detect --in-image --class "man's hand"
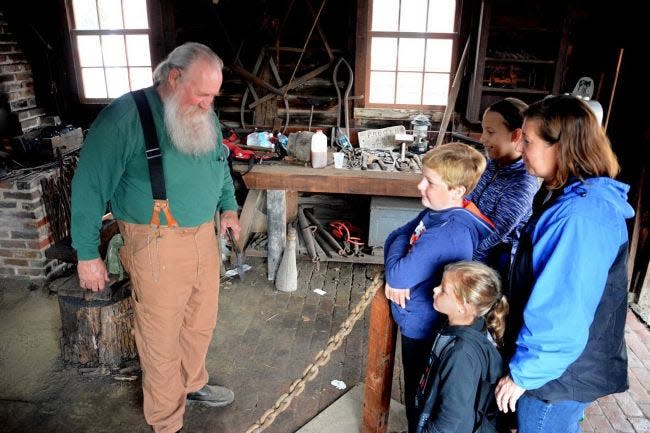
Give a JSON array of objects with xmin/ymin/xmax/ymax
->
[
  {"xmin": 220, "ymin": 210, "xmax": 241, "ymax": 240},
  {"xmin": 384, "ymin": 281, "xmax": 410, "ymax": 308},
  {"xmin": 495, "ymin": 375, "xmax": 526, "ymax": 413},
  {"xmin": 77, "ymin": 258, "xmax": 109, "ymax": 292}
]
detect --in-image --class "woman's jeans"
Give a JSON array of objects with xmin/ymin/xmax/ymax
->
[{"xmin": 516, "ymin": 394, "xmax": 590, "ymax": 433}]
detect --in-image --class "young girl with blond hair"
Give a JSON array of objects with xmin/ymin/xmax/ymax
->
[{"xmin": 415, "ymin": 261, "xmax": 508, "ymax": 433}]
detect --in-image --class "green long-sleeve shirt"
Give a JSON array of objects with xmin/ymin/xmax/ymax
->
[{"xmin": 71, "ymin": 86, "xmax": 237, "ymax": 260}]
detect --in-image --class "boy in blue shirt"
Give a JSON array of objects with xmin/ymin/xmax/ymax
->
[{"xmin": 384, "ymin": 142, "xmax": 494, "ymax": 433}]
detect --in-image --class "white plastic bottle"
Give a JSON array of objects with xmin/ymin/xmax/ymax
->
[{"xmin": 311, "ymin": 129, "xmax": 328, "ymax": 168}]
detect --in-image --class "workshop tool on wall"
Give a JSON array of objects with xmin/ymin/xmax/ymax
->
[
  {"xmin": 236, "ymin": 48, "xmax": 290, "ymax": 133},
  {"xmin": 332, "ymin": 57, "xmax": 354, "ymax": 144},
  {"xmin": 226, "ymin": 227, "xmax": 246, "ymax": 281},
  {"xmin": 435, "ymin": 37, "xmax": 471, "ymax": 148},
  {"xmin": 604, "ymin": 48, "xmax": 623, "ymax": 133}
]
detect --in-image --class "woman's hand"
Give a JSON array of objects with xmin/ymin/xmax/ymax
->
[
  {"xmin": 495, "ymin": 375, "xmax": 526, "ymax": 413},
  {"xmin": 384, "ymin": 281, "xmax": 410, "ymax": 308}
]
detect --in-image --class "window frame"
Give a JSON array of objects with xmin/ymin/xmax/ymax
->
[
  {"xmin": 356, "ymin": 0, "xmax": 462, "ymax": 110},
  {"xmin": 64, "ymin": 0, "xmax": 162, "ymax": 104}
]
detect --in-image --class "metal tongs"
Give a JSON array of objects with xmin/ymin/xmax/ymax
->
[{"xmin": 226, "ymin": 227, "xmax": 246, "ymax": 281}]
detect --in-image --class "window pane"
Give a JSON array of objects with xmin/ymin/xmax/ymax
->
[
  {"xmin": 77, "ymin": 36, "xmax": 103, "ymax": 67},
  {"xmin": 400, "ymin": 0, "xmax": 428, "ymax": 32},
  {"xmin": 126, "ymin": 35, "xmax": 151, "ymax": 66},
  {"xmin": 369, "ymin": 71, "xmax": 395, "ymax": 104},
  {"xmin": 124, "ymin": 0, "xmax": 149, "ymax": 29},
  {"xmin": 423, "ymin": 73, "xmax": 449, "ymax": 105},
  {"xmin": 102, "ymin": 35, "xmax": 127, "ymax": 67},
  {"xmin": 81, "ymin": 68, "xmax": 107, "ymax": 98},
  {"xmin": 370, "ymin": 38, "xmax": 397, "ymax": 71},
  {"xmin": 130, "ymin": 67, "xmax": 153, "ymax": 90},
  {"xmin": 398, "ymin": 38, "xmax": 425, "ymax": 72},
  {"xmin": 428, "ymin": 0, "xmax": 456, "ymax": 33},
  {"xmin": 105, "ymin": 68, "xmax": 130, "ymax": 98},
  {"xmin": 372, "ymin": 0, "xmax": 398, "ymax": 31},
  {"xmin": 98, "ymin": 0, "xmax": 124, "ymax": 29},
  {"xmin": 425, "ymin": 39, "xmax": 453, "ymax": 72},
  {"xmin": 396, "ymin": 72, "xmax": 422, "ymax": 104},
  {"xmin": 72, "ymin": 0, "xmax": 99, "ymax": 30}
]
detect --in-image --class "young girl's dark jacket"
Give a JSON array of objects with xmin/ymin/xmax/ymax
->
[{"xmin": 415, "ymin": 317, "xmax": 503, "ymax": 433}]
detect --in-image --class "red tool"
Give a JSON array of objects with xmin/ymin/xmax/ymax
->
[
  {"xmin": 328, "ymin": 220, "xmax": 365, "ymax": 256},
  {"xmin": 222, "ymin": 130, "xmax": 279, "ymax": 174}
]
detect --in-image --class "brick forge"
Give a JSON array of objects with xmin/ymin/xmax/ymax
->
[{"xmin": 0, "ymin": 170, "xmax": 59, "ymax": 280}]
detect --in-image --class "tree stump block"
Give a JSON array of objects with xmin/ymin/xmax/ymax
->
[{"xmin": 56, "ymin": 276, "xmax": 138, "ymax": 368}]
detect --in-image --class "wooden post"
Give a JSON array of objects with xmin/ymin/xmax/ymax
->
[
  {"xmin": 362, "ymin": 286, "xmax": 396, "ymax": 433},
  {"xmin": 267, "ymin": 189, "xmax": 287, "ymax": 281}
]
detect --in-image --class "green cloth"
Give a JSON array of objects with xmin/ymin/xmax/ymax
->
[{"xmin": 71, "ymin": 86, "xmax": 237, "ymax": 260}]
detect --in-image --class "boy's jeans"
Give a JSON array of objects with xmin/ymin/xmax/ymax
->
[{"xmin": 516, "ymin": 394, "xmax": 590, "ymax": 433}]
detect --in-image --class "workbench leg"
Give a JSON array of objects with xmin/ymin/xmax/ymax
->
[
  {"xmin": 237, "ymin": 189, "xmax": 265, "ymax": 253},
  {"xmin": 267, "ymin": 189, "xmax": 286, "ymax": 281},
  {"xmin": 362, "ymin": 287, "xmax": 396, "ymax": 433}
]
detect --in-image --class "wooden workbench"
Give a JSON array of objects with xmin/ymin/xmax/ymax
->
[
  {"xmin": 234, "ymin": 162, "xmax": 421, "ymax": 197},
  {"xmin": 232, "ymin": 162, "xmax": 422, "ymax": 279}
]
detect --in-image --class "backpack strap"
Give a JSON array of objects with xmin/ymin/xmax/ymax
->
[{"xmin": 131, "ymin": 89, "xmax": 178, "ymax": 227}]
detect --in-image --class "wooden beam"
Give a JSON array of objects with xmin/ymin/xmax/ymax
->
[
  {"xmin": 354, "ymin": 107, "xmax": 443, "ymax": 122},
  {"xmin": 237, "ymin": 189, "xmax": 265, "ymax": 252},
  {"xmin": 362, "ymin": 286, "xmax": 396, "ymax": 433},
  {"xmin": 234, "ymin": 164, "xmax": 421, "ymax": 198}
]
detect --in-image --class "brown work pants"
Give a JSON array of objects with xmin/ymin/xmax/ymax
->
[{"xmin": 119, "ymin": 221, "xmax": 220, "ymax": 433}]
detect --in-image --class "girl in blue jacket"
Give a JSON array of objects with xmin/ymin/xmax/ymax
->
[
  {"xmin": 384, "ymin": 142, "xmax": 494, "ymax": 432},
  {"xmin": 416, "ymin": 261, "xmax": 508, "ymax": 433},
  {"xmin": 495, "ymin": 95, "xmax": 633, "ymax": 433}
]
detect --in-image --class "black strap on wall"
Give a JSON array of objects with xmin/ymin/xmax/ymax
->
[{"xmin": 131, "ymin": 89, "xmax": 166, "ymax": 200}]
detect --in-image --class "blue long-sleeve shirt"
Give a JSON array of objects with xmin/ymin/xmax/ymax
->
[
  {"xmin": 384, "ymin": 206, "xmax": 494, "ymax": 339},
  {"xmin": 467, "ymin": 159, "xmax": 539, "ymax": 262}
]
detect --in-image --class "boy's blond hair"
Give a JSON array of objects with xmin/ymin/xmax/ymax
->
[{"xmin": 421, "ymin": 142, "xmax": 486, "ymax": 194}]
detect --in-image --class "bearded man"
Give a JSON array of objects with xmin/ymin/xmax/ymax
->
[{"xmin": 71, "ymin": 42, "xmax": 238, "ymax": 433}]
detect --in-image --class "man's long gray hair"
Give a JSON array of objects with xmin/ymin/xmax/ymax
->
[{"xmin": 153, "ymin": 42, "xmax": 223, "ymax": 85}]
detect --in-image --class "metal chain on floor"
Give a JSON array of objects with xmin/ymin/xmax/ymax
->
[{"xmin": 244, "ymin": 272, "xmax": 384, "ymax": 433}]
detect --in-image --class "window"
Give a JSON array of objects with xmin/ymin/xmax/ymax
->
[
  {"xmin": 366, "ymin": 0, "xmax": 458, "ymax": 108},
  {"xmin": 66, "ymin": 0, "xmax": 153, "ymax": 102}
]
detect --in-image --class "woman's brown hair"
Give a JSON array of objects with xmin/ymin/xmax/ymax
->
[
  {"xmin": 443, "ymin": 261, "xmax": 509, "ymax": 346},
  {"xmin": 524, "ymin": 95, "xmax": 619, "ymax": 189}
]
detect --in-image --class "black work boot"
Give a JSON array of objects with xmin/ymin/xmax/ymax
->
[{"xmin": 186, "ymin": 384, "xmax": 235, "ymax": 407}]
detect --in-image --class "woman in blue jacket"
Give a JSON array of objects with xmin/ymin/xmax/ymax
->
[{"xmin": 495, "ymin": 95, "xmax": 634, "ymax": 433}]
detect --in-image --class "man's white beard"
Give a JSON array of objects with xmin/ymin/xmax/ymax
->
[{"xmin": 163, "ymin": 90, "xmax": 217, "ymax": 156}]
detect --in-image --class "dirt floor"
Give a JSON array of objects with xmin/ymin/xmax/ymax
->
[{"xmin": 0, "ymin": 258, "xmax": 403, "ymax": 433}]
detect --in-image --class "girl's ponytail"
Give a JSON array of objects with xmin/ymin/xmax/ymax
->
[
  {"xmin": 443, "ymin": 261, "xmax": 509, "ymax": 346},
  {"xmin": 485, "ymin": 294, "xmax": 509, "ymax": 347}
]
